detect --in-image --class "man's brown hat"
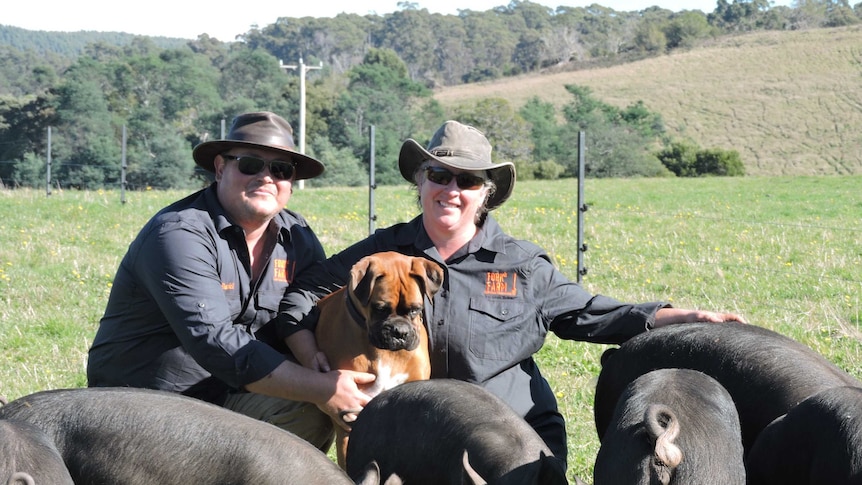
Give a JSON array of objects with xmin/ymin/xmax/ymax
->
[{"xmin": 193, "ymin": 111, "xmax": 324, "ymax": 180}]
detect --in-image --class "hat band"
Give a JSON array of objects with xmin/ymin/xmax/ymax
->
[
  {"xmin": 230, "ymin": 133, "xmax": 295, "ymax": 151},
  {"xmin": 429, "ymin": 148, "xmax": 487, "ymax": 163},
  {"xmin": 431, "ymin": 149, "xmax": 455, "ymax": 157}
]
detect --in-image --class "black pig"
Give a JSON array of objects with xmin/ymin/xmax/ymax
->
[
  {"xmin": 0, "ymin": 387, "xmax": 369, "ymax": 485},
  {"xmin": 594, "ymin": 323, "xmax": 860, "ymax": 454},
  {"xmin": 594, "ymin": 368, "xmax": 745, "ymax": 485}
]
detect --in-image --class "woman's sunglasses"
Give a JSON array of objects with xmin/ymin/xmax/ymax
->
[
  {"xmin": 423, "ymin": 166, "xmax": 486, "ymax": 190},
  {"xmin": 222, "ymin": 155, "xmax": 295, "ymax": 181}
]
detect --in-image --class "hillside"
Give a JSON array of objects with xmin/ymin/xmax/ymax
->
[
  {"xmin": 434, "ymin": 25, "xmax": 862, "ymax": 176},
  {"xmin": 0, "ymin": 24, "xmax": 187, "ymax": 57}
]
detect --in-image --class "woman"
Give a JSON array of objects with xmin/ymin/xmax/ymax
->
[{"xmin": 281, "ymin": 120, "xmax": 746, "ymax": 467}]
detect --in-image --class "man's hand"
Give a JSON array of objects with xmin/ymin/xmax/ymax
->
[
  {"xmin": 317, "ymin": 370, "xmax": 375, "ymax": 431},
  {"xmin": 244, "ymin": 360, "xmax": 374, "ymax": 432}
]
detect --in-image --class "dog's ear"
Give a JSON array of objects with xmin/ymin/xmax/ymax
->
[
  {"xmin": 412, "ymin": 259, "xmax": 444, "ymax": 298},
  {"xmin": 350, "ymin": 256, "xmax": 376, "ymax": 306}
]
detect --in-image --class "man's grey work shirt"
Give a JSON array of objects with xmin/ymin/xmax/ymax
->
[{"xmin": 88, "ymin": 184, "xmax": 324, "ymax": 404}]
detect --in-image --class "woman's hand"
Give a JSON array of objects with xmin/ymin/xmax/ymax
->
[{"xmin": 653, "ymin": 307, "xmax": 748, "ymax": 328}]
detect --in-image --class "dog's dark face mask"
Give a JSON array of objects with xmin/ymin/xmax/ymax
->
[{"xmin": 368, "ymin": 313, "xmax": 421, "ymax": 351}]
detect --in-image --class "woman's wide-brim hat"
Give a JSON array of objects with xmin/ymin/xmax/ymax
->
[
  {"xmin": 193, "ymin": 111, "xmax": 324, "ymax": 180},
  {"xmin": 398, "ymin": 120, "xmax": 515, "ymax": 210}
]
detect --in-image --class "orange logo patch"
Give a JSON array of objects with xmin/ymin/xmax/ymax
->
[
  {"xmin": 273, "ymin": 258, "xmax": 293, "ymax": 283},
  {"xmin": 221, "ymin": 282, "xmax": 235, "ymax": 290},
  {"xmin": 484, "ymin": 271, "xmax": 517, "ymax": 296}
]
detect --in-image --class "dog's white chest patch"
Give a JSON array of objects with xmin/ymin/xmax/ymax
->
[{"xmin": 365, "ymin": 362, "xmax": 410, "ymax": 398}]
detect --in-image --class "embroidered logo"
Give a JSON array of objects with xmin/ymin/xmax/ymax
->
[
  {"xmin": 484, "ymin": 271, "xmax": 517, "ymax": 296},
  {"xmin": 221, "ymin": 282, "xmax": 235, "ymax": 290},
  {"xmin": 274, "ymin": 258, "xmax": 293, "ymax": 283}
]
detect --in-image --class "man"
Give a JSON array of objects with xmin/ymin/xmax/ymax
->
[{"xmin": 87, "ymin": 111, "xmax": 373, "ymax": 451}]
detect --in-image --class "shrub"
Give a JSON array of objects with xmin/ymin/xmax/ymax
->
[
  {"xmin": 696, "ymin": 148, "xmax": 746, "ymax": 176},
  {"xmin": 533, "ymin": 159, "xmax": 565, "ymax": 179},
  {"xmin": 657, "ymin": 141, "xmax": 745, "ymax": 176},
  {"xmin": 657, "ymin": 140, "xmax": 699, "ymax": 177}
]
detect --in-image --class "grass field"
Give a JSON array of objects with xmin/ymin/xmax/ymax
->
[
  {"xmin": 1, "ymin": 176, "xmax": 860, "ymax": 482},
  {"xmin": 434, "ymin": 25, "xmax": 862, "ymax": 177}
]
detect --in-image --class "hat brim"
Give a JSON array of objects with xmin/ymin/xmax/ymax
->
[
  {"xmin": 193, "ymin": 140, "xmax": 325, "ymax": 181},
  {"xmin": 398, "ymin": 139, "xmax": 515, "ymax": 210}
]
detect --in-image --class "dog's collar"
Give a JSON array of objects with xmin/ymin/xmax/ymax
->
[{"xmin": 345, "ymin": 290, "xmax": 367, "ymax": 328}]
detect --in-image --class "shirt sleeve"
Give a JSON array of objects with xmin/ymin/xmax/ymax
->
[
  {"xmin": 531, "ymin": 251, "xmax": 668, "ymax": 344},
  {"xmin": 132, "ymin": 220, "xmax": 285, "ymax": 389},
  {"xmin": 278, "ymin": 233, "xmax": 383, "ymax": 332}
]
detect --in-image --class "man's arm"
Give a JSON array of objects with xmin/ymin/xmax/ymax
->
[
  {"xmin": 244, "ymin": 360, "xmax": 374, "ymax": 430},
  {"xmin": 285, "ymin": 329, "xmax": 330, "ymax": 371}
]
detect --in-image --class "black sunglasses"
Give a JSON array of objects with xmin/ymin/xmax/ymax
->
[
  {"xmin": 423, "ymin": 166, "xmax": 486, "ymax": 190},
  {"xmin": 222, "ymin": 155, "xmax": 295, "ymax": 181}
]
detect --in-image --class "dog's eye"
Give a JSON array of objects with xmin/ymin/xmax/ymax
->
[
  {"xmin": 408, "ymin": 308, "xmax": 422, "ymax": 319},
  {"xmin": 373, "ymin": 303, "xmax": 389, "ymax": 313}
]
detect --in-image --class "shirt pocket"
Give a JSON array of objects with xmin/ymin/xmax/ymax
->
[
  {"xmin": 239, "ymin": 289, "xmax": 281, "ymax": 336},
  {"xmin": 255, "ymin": 289, "xmax": 282, "ymax": 313},
  {"xmin": 467, "ymin": 297, "xmax": 526, "ymax": 361}
]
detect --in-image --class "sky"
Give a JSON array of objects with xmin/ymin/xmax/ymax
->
[{"xmin": 4, "ymin": 0, "xmax": 793, "ymax": 41}]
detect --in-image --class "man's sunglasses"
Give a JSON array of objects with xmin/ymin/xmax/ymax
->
[
  {"xmin": 423, "ymin": 166, "xmax": 486, "ymax": 190},
  {"xmin": 222, "ymin": 155, "xmax": 295, "ymax": 180}
]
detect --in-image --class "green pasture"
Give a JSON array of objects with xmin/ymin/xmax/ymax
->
[{"xmin": 1, "ymin": 176, "xmax": 860, "ymax": 482}]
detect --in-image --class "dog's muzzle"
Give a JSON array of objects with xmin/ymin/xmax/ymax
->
[{"xmin": 368, "ymin": 318, "xmax": 420, "ymax": 351}]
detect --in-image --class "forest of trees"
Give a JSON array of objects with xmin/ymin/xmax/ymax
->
[{"xmin": 0, "ymin": 0, "xmax": 854, "ymax": 189}]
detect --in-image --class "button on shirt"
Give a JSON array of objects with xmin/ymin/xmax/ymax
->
[
  {"xmin": 280, "ymin": 214, "xmax": 667, "ymax": 422},
  {"xmin": 87, "ymin": 185, "xmax": 325, "ymax": 404}
]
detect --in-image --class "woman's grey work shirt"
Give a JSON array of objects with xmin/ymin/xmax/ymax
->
[{"xmin": 280, "ymin": 214, "xmax": 666, "ymax": 419}]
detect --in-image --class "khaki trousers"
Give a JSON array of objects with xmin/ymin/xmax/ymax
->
[{"xmin": 223, "ymin": 392, "xmax": 334, "ymax": 453}]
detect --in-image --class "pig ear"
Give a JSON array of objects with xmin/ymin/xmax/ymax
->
[
  {"xmin": 351, "ymin": 461, "xmax": 404, "ymax": 485},
  {"xmin": 461, "ymin": 450, "xmax": 488, "ymax": 485},
  {"xmin": 538, "ymin": 451, "xmax": 569, "ymax": 485},
  {"xmin": 350, "ymin": 256, "xmax": 376, "ymax": 306},
  {"xmin": 352, "ymin": 461, "xmax": 380, "ymax": 485},
  {"xmin": 9, "ymin": 472, "xmax": 36, "ymax": 485},
  {"xmin": 600, "ymin": 347, "xmax": 618, "ymax": 367},
  {"xmin": 383, "ymin": 472, "xmax": 404, "ymax": 485}
]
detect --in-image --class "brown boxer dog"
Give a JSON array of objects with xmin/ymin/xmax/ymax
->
[{"xmin": 315, "ymin": 251, "xmax": 444, "ymax": 467}]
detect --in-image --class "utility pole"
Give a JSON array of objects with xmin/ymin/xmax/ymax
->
[{"xmin": 279, "ymin": 57, "xmax": 323, "ymax": 189}]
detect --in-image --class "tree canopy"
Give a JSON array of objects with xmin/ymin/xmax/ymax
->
[{"xmin": 0, "ymin": 0, "xmax": 843, "ymax": 188}]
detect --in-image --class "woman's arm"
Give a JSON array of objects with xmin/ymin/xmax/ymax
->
[{"xmin": 653, "ymin": 307, "xmax": 748, "ymax": 328}]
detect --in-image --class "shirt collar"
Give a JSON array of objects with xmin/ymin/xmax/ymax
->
[
  {"xmin": 393, "ymin": 214, "xmax": 507, "ymax": 259},
  {"xmin": 204, "ymin": 184, "xmax": 234, "ymax": 235}
]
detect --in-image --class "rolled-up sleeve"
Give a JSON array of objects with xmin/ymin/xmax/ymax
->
[
  {"xmin": 531, "ymin": 252, "xmax": 668, "ymax": 344},
  {"xmin": 278, "ymin": 234, "xmax": 383, "ymax": 333}
]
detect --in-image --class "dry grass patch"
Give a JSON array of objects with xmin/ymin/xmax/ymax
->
[{"xmin": 434, "ymin": 26, "xmax": 862, "ymax": 176}]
